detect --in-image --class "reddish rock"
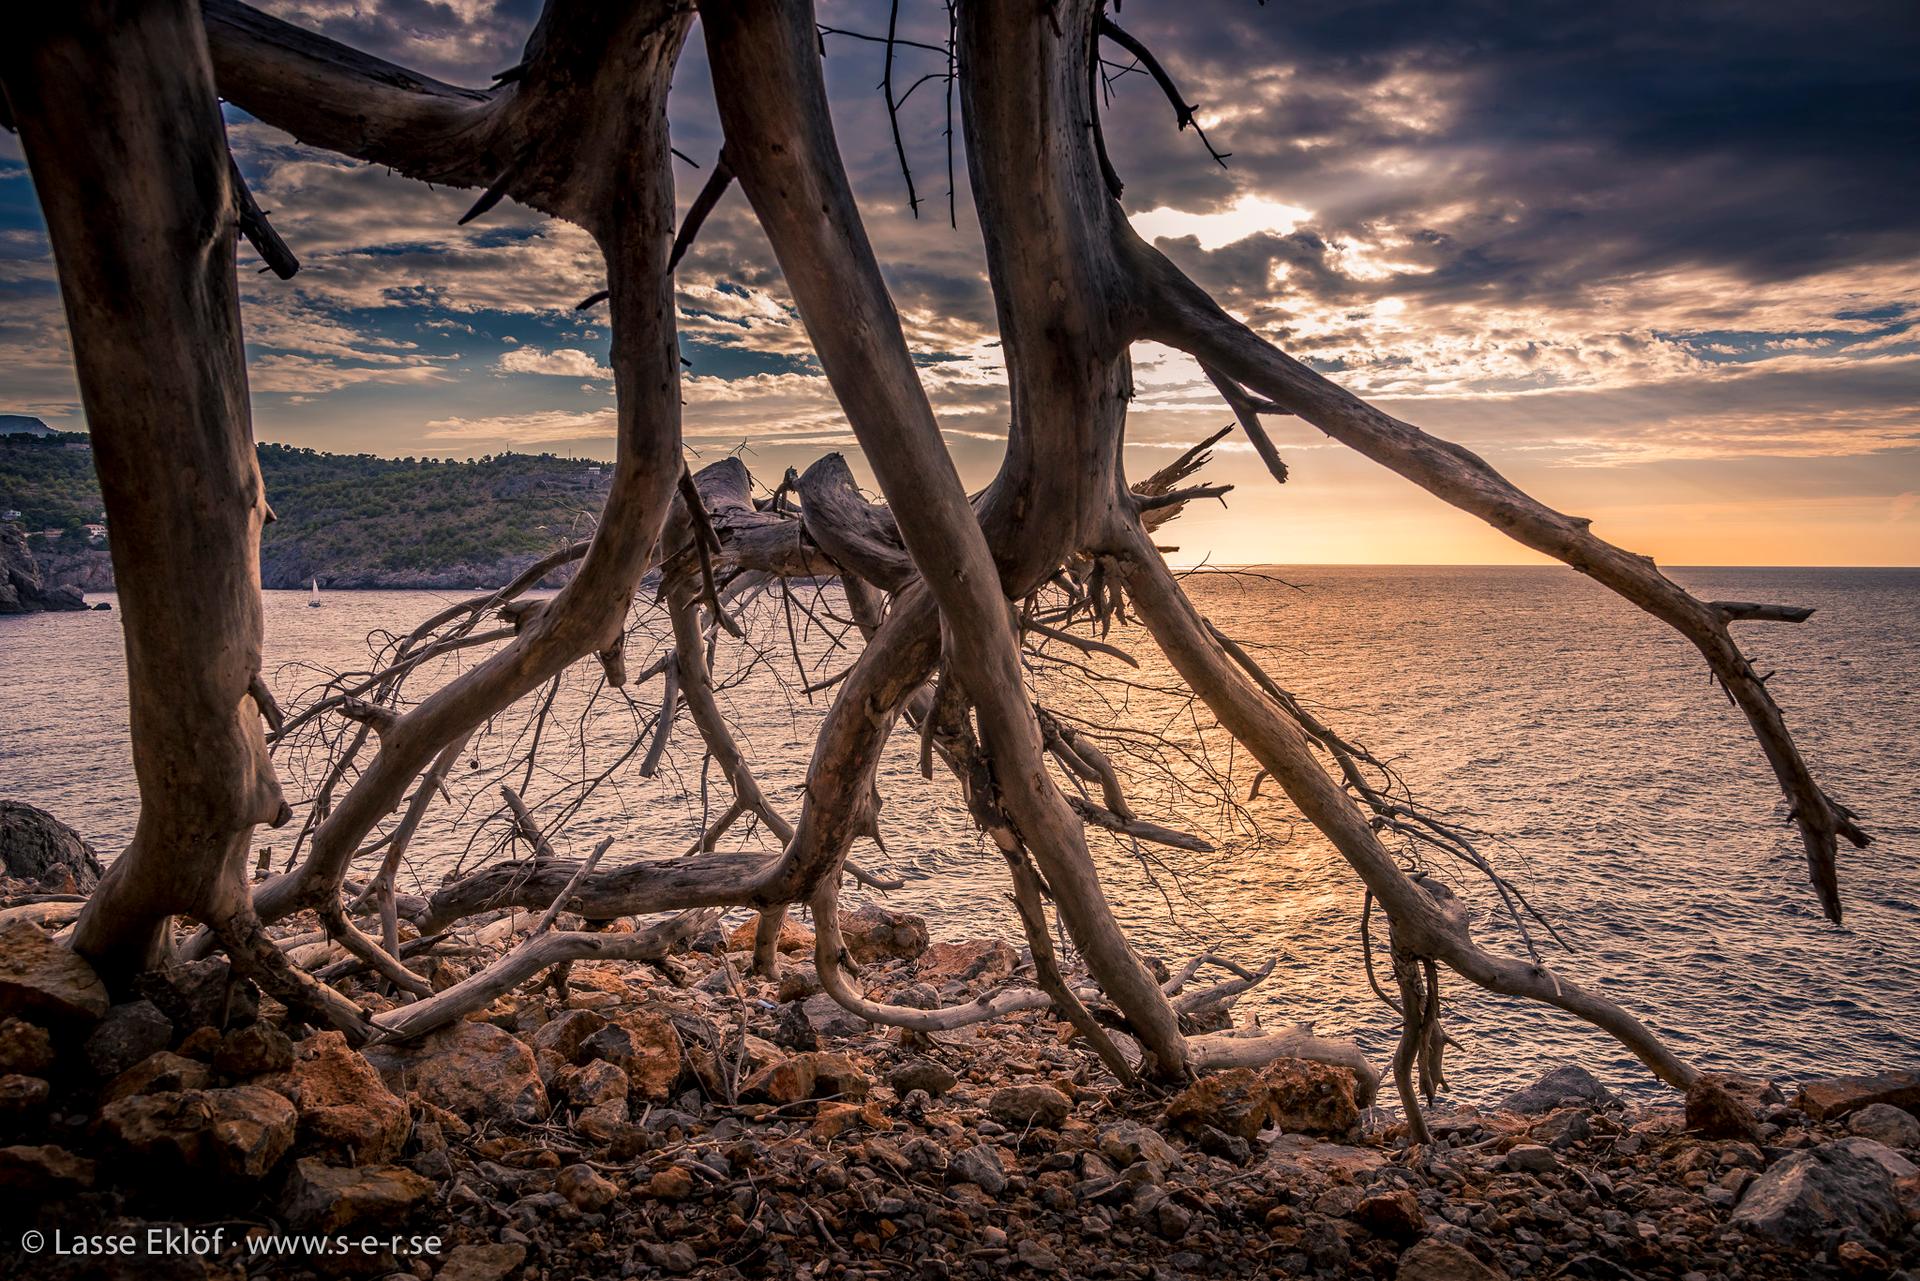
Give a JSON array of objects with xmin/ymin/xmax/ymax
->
[
  {"xmin": 558, "ymin": 1161, "xmax": 620, "ymax": 1211},
  {"xmin": 435, "ymin": 1242, "xmax": 526, "ymax": 1281},
  {"xmin": 1164, "ymin": 1069, "xmax": 1275, "ymax": 1142},
  {"xmin": 889, "ymin": 1060, "xmax": 959, "ymax": 1099},
  {"xmin": 776, "ymin": 966, "xmax": 823, "ymax": 1004},
  {"xmin": 364, "ymin": 1019, "xmax": 547, "ymax": 1125},
  {"xmin": 646, "ymin": 1165, "xmax": 695, "ymax": 1199},
  {"xmin": 988, "ymin": 1083, "xmax": 1073, "ymax": 1129},
  {"xmin": 580, "ymin": 1008, "xmax": 682, "ymax": 1102},
  {"xmin": 1898, "ymin": 1171, "xmax": 1920, "ymax": 1222},
  {"xmin": 0, "ymin": 919, "xmax": 108, "ymax": 1025},
  {"xmin": 95, "ymin": 1085, "xmax": 296, "ymax": 1181},
  {"xmin": 689, "ymin": 1033, "xmax": 779, "ymax": 1097},
  {"xmin": 742, "ymin": 1050, "xmax": 872, "ymax": 1105},
  {"xmin": 0, "ymin": 1143, "xmax": 94, "ymax": 1196},
  {"xmin": 0, "ymin": 1017, "xmax": 54, "ymax": 1076},
  {"xmin": 279, "ymin": 1156, "xmax": 434, "ymax": 1231},
  {"xmin": 0, "ymin": 1073, "xmax": 48, "ymax": 1127},
  {"xmin": 573, "ymin": 1100, "xmax": 630, "ymax": 1143},
  {"xmin": 258, "ymin": 1030, "xmax": 410, "ymax": 1165},
  {"xmin": 741, "ymin": 1053, "xmax": 817, "ymax": 1105},
  {"xmin": 1353, "ymin": 1188, "xmax": 1424, "ymax": 1239},
  {"xmin": 1686, "ymin": 1072, "xmax": 1762, "ymax": 1141},
  {"xmin": 916, "ymin": 939, "xmax": 1017, "ymax": 986},
  {"xmin": 175, "ymin": 1025, "xmax": 223, "ymax": 1060},
  {"xmin": 726, "ymin": 916, "xmax": 815, "ymax": 956},
  {"xmin": 103, "ymin": 1051, "xmax": 214, "ymax": 1103},
  {"xmin": 809, "ymin": 1101, "xmax": 867, "ymax": 1140},
  {"xmin": 212, "ymin": 1022, "xmax": 293, "ymax": 1077},
  {"xmin": 528, "ymin": 1008, "xmax": 607, "ymax": 1065},
  {"xmin": 1797, "ymin": 1070, "xmax": 1920, "ymax": 1122},
  {"xmin": 559, "ymin": 1058, "xmax": 629, "ymax": 1109},
  {"xmin": 1097, "ymin": 1120, "xmax": 1182, "ymax": 1171},
  {"xmin": 1397, "ymin": 1238, "xmax": 1502, "ymax": 1281},
  {"xmin": 837, "ymin": 904, "xmax": 931, "ymax": 964},
  {"xmin": 406, "ymin": 1096, "xmax": 472, "ymax": 1159},
  {"xmin": 811, "ymin": 1051, "xmax": 873, "ymax": 1101},
  {"xmin": 1263, "ymin": 1057, "xmax": 1361, "ymax": 1136}
]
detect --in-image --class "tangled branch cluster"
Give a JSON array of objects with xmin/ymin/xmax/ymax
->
[{"xmin": 2, "ymin": 0, "xmax": 1865, "ymax": 1141}]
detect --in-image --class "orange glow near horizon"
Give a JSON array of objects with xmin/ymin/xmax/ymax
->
[{"xmin": 1129, "ymin": 450, "xmax": 1920, "ymax": 569}]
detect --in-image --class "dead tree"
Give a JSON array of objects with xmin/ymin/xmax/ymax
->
[
  {"xmin": 7, "ymin": 0, "xmax": 1868, "ymax": 1127},
  {"xmin": 2, "ymin": 5, "xmax": 301, "ymax": 995}
]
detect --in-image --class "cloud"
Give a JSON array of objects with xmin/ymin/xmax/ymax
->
[
  {"xmin": 247, "ymin": 353, "xmax": 453, "ymax": 396},
  {"xmin": 495, "ymin": 347, "xmax": 612, "ymax": 379},
  {"xmin": 2, "ymin": 0, "xmax": 1916, "ymax": 564}
]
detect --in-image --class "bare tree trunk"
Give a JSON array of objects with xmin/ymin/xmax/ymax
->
[
  {"xmin": 703, "ymin": 0, "xmax": 1190, "ymax": 1079},
  {"xmin": 3, "ymin": 0, "xmax": 288, "ymax": 981}
]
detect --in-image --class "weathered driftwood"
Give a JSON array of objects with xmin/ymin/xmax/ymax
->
[
  {"xmin": 371, "ymin": 908, "xmax": 716, "ymax": 1043},
  {"xmin": 12, "ymin": 0, "xmax": 1864, "ymax": 1108}
]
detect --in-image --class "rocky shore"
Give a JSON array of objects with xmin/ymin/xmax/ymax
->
[{"xmin": 1, "ymin": 885, "xmax": 1915, "ymax": 1281}]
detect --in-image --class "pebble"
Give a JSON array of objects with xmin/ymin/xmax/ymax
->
[
  {"xmin": 988, "ymin": 1083, "xmax": 1071, "ymax": 1128},
  {"xmin": 951, "ymin": 1142, "xmax": 1008, "ymax": 1195},
  {"xmin": 1503, "ymin": 1143, "xmax": 1560, "ymax": 1174}
]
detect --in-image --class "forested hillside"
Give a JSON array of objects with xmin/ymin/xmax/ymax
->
[
  {"xmin": 0, "ymin": 432, "xmax": 612, "ymax": 588},
  {"xmin": 0, "ymin": 431, "xmax": 104, "ymax": 532}
]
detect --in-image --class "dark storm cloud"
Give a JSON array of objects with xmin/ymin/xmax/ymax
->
[
  {"xmin": 1097, "ymin": 0, "xmax": 1920, "ymax": 305},
  {"xmin": 229, "ymin": 0, "xmax": 1918, "ymax": 321}
]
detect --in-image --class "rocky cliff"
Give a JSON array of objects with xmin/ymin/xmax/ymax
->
[
  {"xmin": 34, "ymin": 545, "xmax": 115, "ymax": 593},
  {"xmin": 0, "ymin": 523, "xmax": 89, "ymax": 613}
]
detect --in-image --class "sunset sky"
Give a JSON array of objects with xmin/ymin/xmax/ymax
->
[{"xmin": 3, "ymin": 1, "xmax": 1916, "ymax": 565}]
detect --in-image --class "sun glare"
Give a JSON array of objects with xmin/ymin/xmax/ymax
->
[{"xmin": 1128, "ymin": 193, "xmax": 1313, "ymax": 251}]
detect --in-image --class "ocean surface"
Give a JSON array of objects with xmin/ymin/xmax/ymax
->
[{"xmin": 3, "ymin": 566, "xmax": 1916, "ymax": 1103}]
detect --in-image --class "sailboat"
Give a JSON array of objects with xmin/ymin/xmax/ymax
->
[{"xmin": 308, "ymin": 578, "xmax": 321, "ymax": 608}]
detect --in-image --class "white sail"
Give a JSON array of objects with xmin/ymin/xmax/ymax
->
[{"xmin": 308, "ymin": 578, "xmax": 321, "ymax": 607}]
